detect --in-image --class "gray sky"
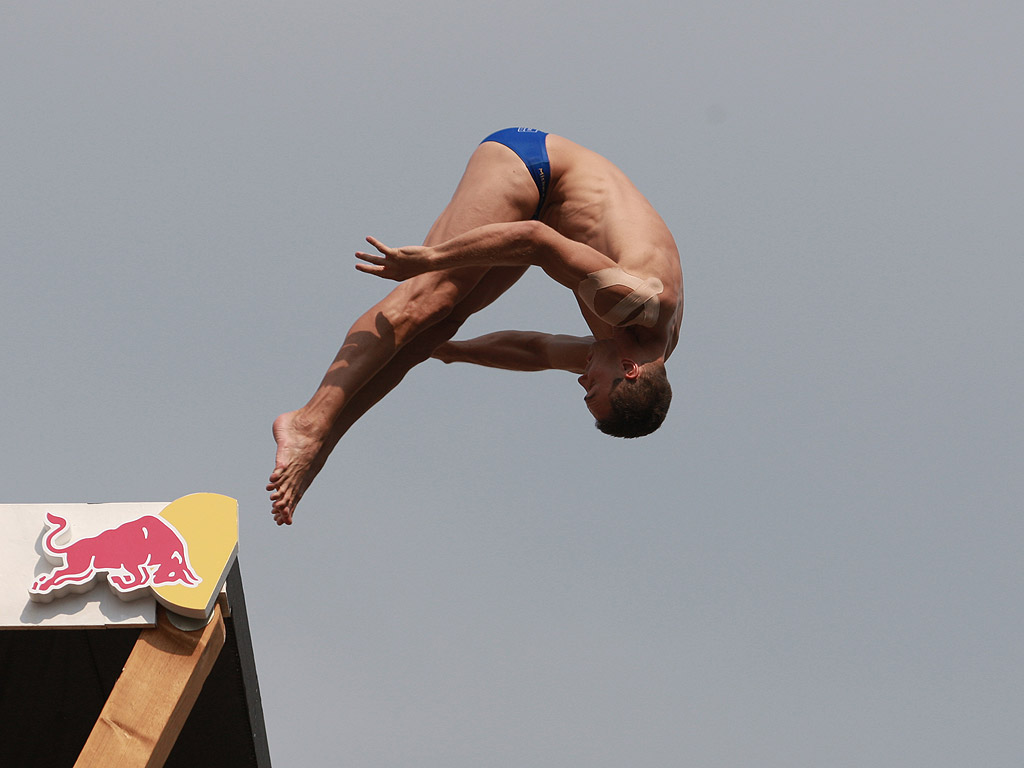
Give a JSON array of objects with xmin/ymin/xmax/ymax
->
[{"xmin": 3, "ymin": 2, "xmax": 1022, "ymax": 765}]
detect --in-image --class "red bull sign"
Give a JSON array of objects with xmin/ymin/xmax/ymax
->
[
  {"xmin": 30, "ymin": 512, "xmax": 202, "ymax": 601},
  {"xmin": 1, "ymin": 494, "xmax": 238, "ymax": 627}
]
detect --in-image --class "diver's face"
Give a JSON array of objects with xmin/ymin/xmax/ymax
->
[{"xmin": 577, "ymin": 342, "xmax": 626, "ymax": 420}]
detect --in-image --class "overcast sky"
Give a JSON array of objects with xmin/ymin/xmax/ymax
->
[{"xmin": 2, "ymin": 2, "xmax": 1022, "ymax": 765}]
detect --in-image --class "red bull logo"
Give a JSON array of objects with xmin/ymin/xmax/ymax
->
[
  {"xmin": 30, "ymin": 513, "xmax": 201, "ymax": 602},
  {"xmin": 25, "ymin": 493, "xmax": 238, "ymax": 621}
]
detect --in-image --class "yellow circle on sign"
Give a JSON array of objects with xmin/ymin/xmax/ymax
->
[{"xmin": 153, "ymin": 493, "xmax": 238, "ymax": 619}]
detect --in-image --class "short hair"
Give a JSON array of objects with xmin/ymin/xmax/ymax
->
[{"xmin": 594, "ymin": 362, "xmax": 672, "ymax": 438}]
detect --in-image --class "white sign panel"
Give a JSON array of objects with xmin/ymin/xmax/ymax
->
[{"xmin": 2, "ymin": 503, "xmax": 164, "ymax": 629}]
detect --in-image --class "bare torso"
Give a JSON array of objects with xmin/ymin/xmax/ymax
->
[{"xmin": 539, "ymin": 135, "xmax": 683, "ymax": 357}]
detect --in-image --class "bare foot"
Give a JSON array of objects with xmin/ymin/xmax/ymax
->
[{"xmin": 267, "ymin": 410, "xmax": 327, "ymax": 525}]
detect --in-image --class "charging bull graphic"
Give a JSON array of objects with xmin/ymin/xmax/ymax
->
[{"xmin": 29, "ymin": 512, "xmax": 201, "ymax": 602}]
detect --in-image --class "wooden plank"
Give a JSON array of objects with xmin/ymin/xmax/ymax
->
[{"xmin": 74, "ymin": 605, "xmax": 226, "ymax": 768}]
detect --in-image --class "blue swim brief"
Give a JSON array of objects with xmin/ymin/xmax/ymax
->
[{"xmin": 481, "ymin": 127, "xmax": 550, "ymax": 219}]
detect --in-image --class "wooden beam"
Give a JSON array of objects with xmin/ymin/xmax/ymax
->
[{"xmin": 75, "ymin": 605, "xmax": 226, "ymax": 768}]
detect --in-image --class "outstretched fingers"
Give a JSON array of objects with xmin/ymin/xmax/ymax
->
[
  {"xmin": 354, "ymin": 251, "xmax": 387, "ymax": 276},
  {"xmin": 354, "ymin": 236, "xmax": 391, "ymax": 277}
]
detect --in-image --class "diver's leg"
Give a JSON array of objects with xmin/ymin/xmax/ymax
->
[{"xmin": 269, "ymin": 142, "xmax": 539, "ymax": 523}]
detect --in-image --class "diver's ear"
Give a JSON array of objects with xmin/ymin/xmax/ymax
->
[{"xmin": 621, "ymin": 359, "xmax": 641, "ymax": 380}]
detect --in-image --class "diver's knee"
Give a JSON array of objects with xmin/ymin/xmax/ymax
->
[{"xmin": 384, "ymin": 278, "xmax": 463, "ymax": 334}]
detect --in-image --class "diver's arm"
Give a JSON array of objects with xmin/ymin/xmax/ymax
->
[
  {"xmin": 355, "ymin": 221, "xmax": 619, "ymax": 290},
  {"xmin": 432, "ymin": 331, "xmax": 592, "ymax": 373}
]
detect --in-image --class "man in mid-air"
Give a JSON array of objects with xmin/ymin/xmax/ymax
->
[{"xmin": 269, "ymin": 127, "xmax": 683, "ymax": 525}]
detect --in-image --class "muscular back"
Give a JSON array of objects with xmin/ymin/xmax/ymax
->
[{"xmin": 541, "ymin": 135, "xmax": 683, "ymax": 354}]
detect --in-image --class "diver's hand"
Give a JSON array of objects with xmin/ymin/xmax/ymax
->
[{"xmin": 355, "ymin": 236, "xmax": 436, "ymax": 281}]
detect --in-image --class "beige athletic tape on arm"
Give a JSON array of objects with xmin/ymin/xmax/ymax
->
[{"xmin": 578, "ymin": 267, "xmax": 664, "ymax": 327}]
